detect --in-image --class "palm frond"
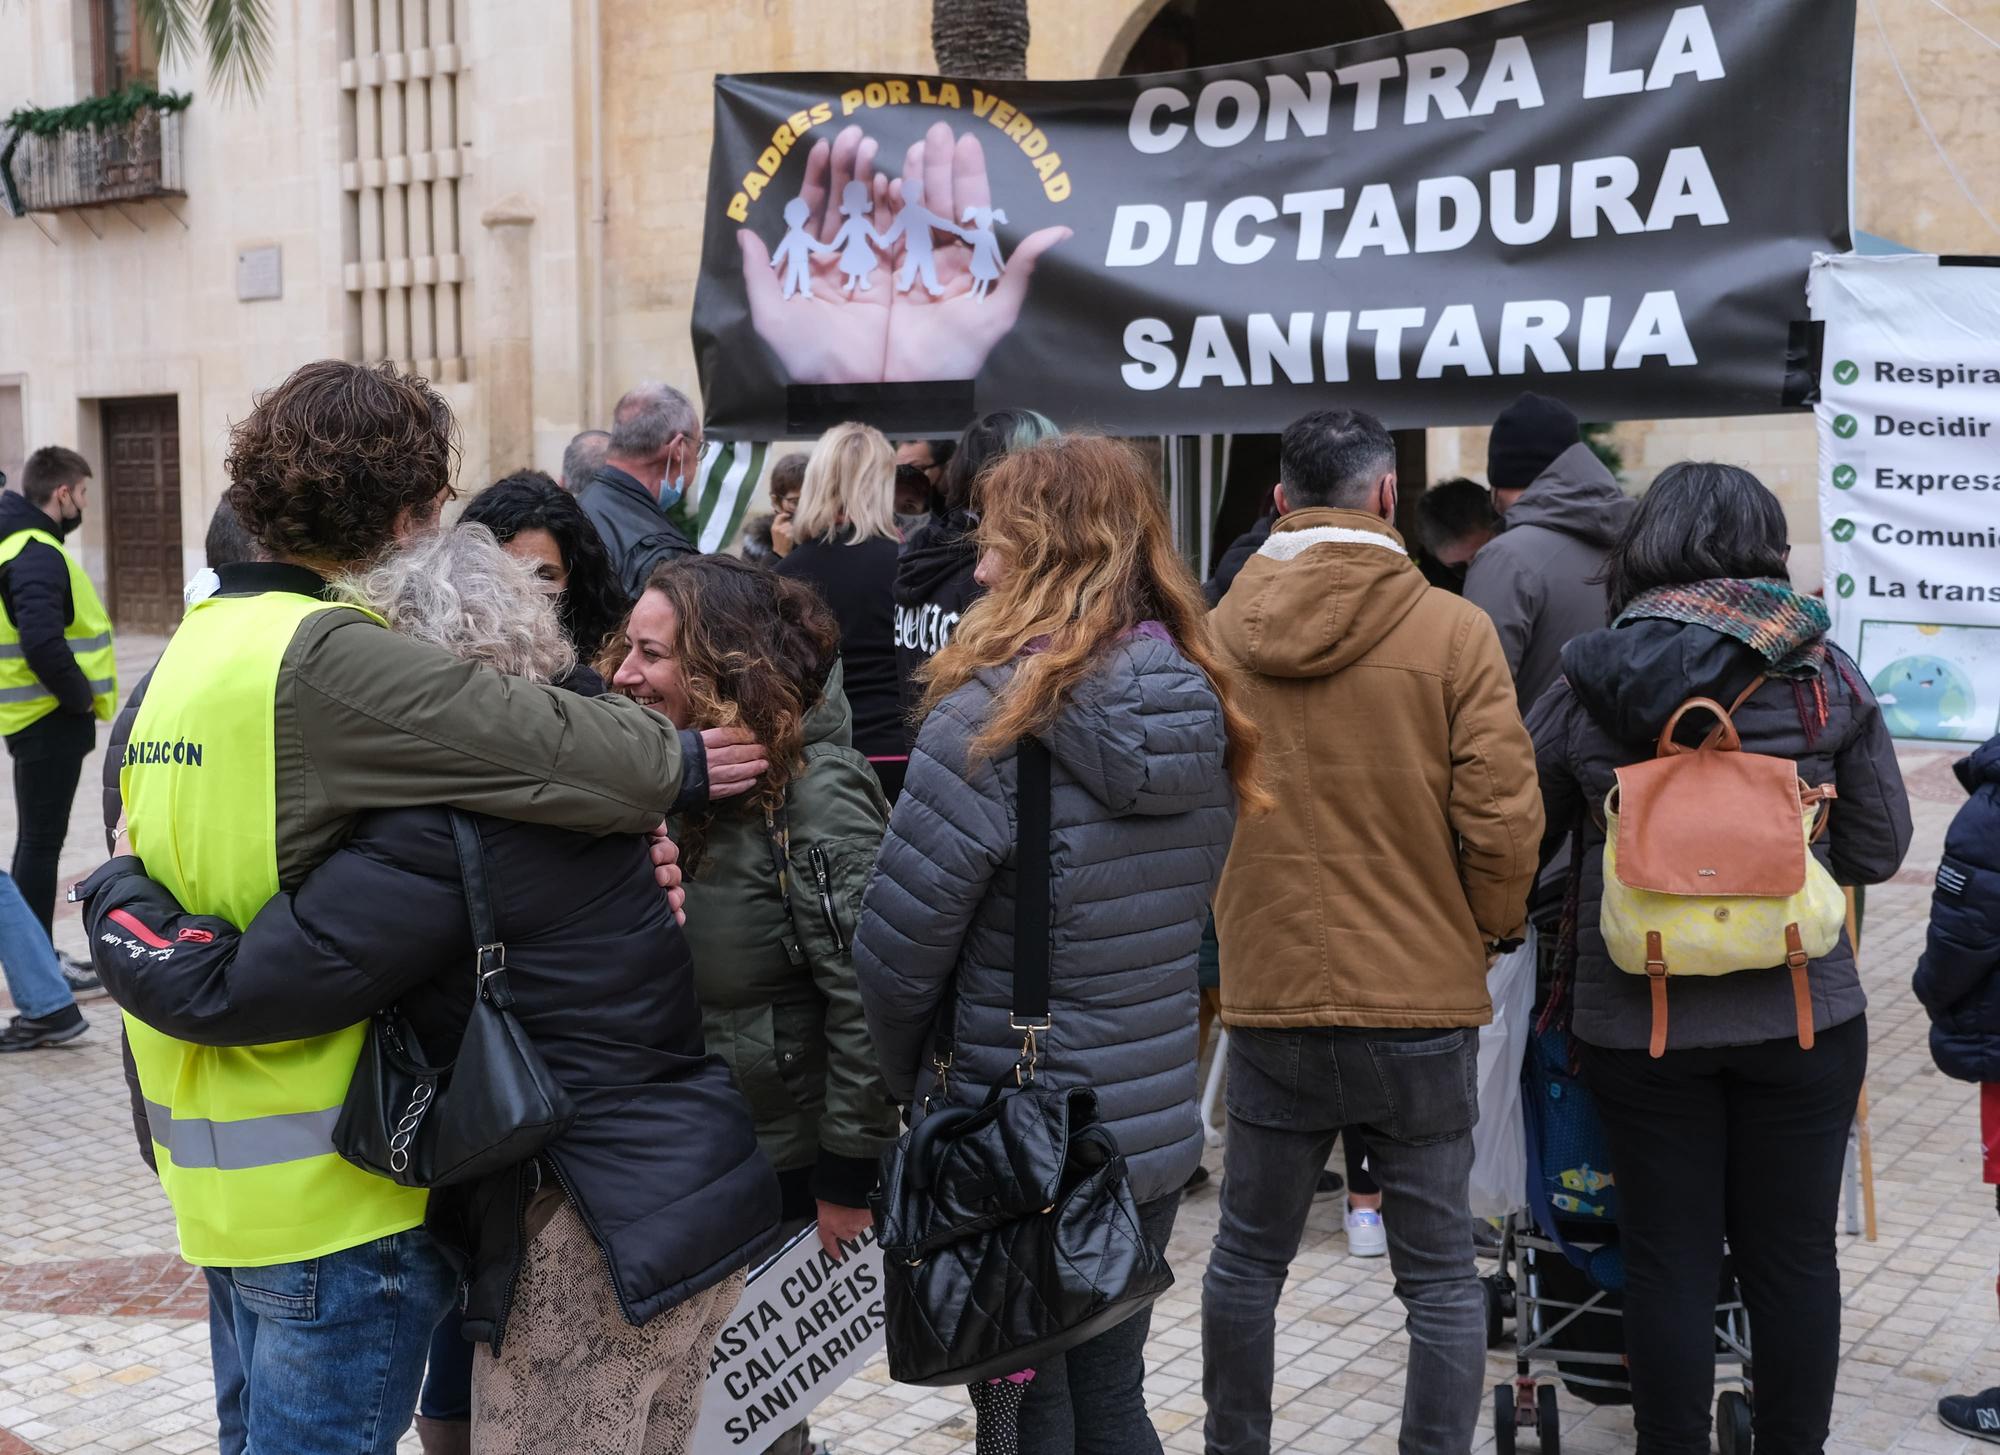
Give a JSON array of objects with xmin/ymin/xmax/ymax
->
[
  {"xmin": 200, "ymin": 0, "xmax": 273, "ymax": 98},
  {"xmin": 135, "ymin": 0, "xmax": 200, "ymax": 64},
  {"xmin": 136, "ymin": 0, "xmax": 272, "ymax": 98}
]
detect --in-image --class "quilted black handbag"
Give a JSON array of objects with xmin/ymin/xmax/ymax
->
[
  {"xmin": 333, "ymin": 811, "xmax": 577, "ymax": 1188},
  {"xmin": 872, "ymin": 739, "xmax": 1175, "ymax": 1386}
]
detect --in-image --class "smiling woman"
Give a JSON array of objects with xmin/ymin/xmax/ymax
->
[{"xmin": 607, "ymin": 553, "xmax": 900, "ymax": 1399}]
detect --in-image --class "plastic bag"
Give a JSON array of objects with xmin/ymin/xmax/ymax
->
[{"xmin": 1468, "ymin": 925, "xmax": 1535, "ymax": 1218}]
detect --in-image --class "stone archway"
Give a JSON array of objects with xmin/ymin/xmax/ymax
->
[{"xmin": 1109, "ymin": 0, "xmax": 1402, "ymax": 76}]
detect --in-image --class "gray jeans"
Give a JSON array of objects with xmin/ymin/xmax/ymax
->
[{"xmin": 1201, "ymin": 1026, "xmax": 1484, "ymax": 1455}]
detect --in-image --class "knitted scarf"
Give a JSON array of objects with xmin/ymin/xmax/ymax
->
[
  {"xmin": 1613, "ymin": 576, "xmax": 1865, "ymax": 749},
  {"xmin": 1614, "ymin": 577, "xmax": 1829, "ymax": 678}
]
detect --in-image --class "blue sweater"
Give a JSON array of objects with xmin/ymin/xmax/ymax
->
[{"xmin": 1913, "ymin": 737, "xmax": 2000, "ymax": 1083}]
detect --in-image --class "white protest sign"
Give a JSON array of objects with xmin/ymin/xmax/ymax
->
[
  {"xmin": 692, "ymin": 1224, "xmax": 888, "ymax": 1455},
  {"xmin": 1809, "ymin": 252, "xmax": 2000, "ymax": 742}
]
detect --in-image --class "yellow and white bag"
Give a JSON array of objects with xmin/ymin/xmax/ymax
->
[{"xmin": 1600, "ymin": 686, "xmax": 1843, "ymax": 1057}]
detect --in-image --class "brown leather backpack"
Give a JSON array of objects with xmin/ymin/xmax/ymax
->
[{"xmin": 1600, "ymin": 678, "xmax": 1843, "ymax": 1056}]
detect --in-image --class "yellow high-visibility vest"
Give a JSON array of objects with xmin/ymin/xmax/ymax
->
[
  {"xmin": 0, "ymin": 527, "xmax": 117, "ymax": 734},
  {"xmin": 120, "ymin": 589, "xmax": 428, "ymax": 1267}
]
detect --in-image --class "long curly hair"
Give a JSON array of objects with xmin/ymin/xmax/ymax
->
[
  {"xmin": 226, "ymin": 360, "xmax": 458, "ymax": 566},
  {"xmin": 461, "ymin": 469, "xmax": 630, "ymax": 661},
  {"xmin": 603, "ymin": 555, "xmax": 841, "ymax": 866},
  {"xmin": 919, "ymin": 434, "xmax": 1270, "ymax": 813}
]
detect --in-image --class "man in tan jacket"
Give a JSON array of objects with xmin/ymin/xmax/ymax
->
[{"xmin": 1201, "ymin": 408, "xmax": 1542, "ymax": 1455}]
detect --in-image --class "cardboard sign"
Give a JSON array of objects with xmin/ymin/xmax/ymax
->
[{"xmin": 692, "ymin": 1224, "xmax": 889, "ymax": 1455}]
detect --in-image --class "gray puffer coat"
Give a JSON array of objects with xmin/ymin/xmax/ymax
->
[{"xmin": 853, "ymin": 632, "xmax": 1236, "ymax": 1204}]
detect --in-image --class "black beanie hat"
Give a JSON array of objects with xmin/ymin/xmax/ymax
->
[{"xmin": 1487, "ymin": 391, "xmax": 1580, "ymax": 492}]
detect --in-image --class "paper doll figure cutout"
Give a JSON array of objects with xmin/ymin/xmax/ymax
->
[
  {"xmin": 827, "ymin": 180, "xmax": 888, "ymax": 294},
  {"xmin": 881, "ymin": 179, "xmax": 969, "ymax": 298},
  {"xmin": 962, "ymin": 206, "xmax": 1008, "ymax": 301},
  {"xmin": 771, "ymin": 196, "xmax": 833, "ymax": 300}
]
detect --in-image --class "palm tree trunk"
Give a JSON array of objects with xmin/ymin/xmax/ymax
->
[{"xmin": 932, "ymin": 0, "xmax": 1030, "ymax": 78}]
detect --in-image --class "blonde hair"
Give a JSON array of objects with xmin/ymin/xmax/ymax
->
[
  {"xmin": 920, "ymin": 434, "xmax": 1271, "ymax": 813},
  {"xmin": 793, "ymin": 422, "xmax": 899, "ymax": 546},
  {"xmin": 336, "ymin": 524, "xmax": 576, "ymax": 683}
]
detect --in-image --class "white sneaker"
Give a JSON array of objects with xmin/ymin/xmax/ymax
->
[{"xmin": 1345, "ymin": 1206, "xmax": 1388, "ymax": 1257}]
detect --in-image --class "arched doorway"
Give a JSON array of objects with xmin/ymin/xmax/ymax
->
[
  {"xmin": 1115, "ymin": 0, "xmax": 1400, "ymax": 74},
  {"xmin": 1113, "ymin": 0, "xmax": 1436, "ymax": 582}
]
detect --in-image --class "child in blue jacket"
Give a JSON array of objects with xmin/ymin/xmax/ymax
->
[{"xmin": 1914, "ymin": 735, "xmax": 2000, "ymax": 1443}]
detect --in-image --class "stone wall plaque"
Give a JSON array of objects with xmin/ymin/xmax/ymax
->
[{"xmin": 236, "ymin": 245, "xmax": 282, "ymax": 302}]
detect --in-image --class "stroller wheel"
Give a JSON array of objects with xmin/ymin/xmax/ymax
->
[
  {"xmin": 1716, "ymin": 1389, "xmax": 1753, "ymax": 1454},
  {"xmin": 1493, "ymin": 1384, "xmax": 1517, "ymax": 1455},
  {"xmin": 1483, "ymin": 1275, "xmax": 1511, "ymax": 1349},
  {"xmin": 1537, "ymin": 1383, "xmax": 1562, "ymax": 1454}
]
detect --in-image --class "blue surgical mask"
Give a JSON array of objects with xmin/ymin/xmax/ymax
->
[{"xmin": 660, "ymin": 475, "xmax": 685, "ymax": 511}]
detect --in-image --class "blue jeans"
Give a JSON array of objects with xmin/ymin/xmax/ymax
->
[
  {"xmin": 418, "ymin": 1307, "xmax": 473, "ymax": 1421},
  {"xmin": 0, "ymin": 869, "xmax": 72, "ymax": 1018},
  {"xmin": 1203, "ymin": 1027, "xmax": 1484, "ymax": 1455},
  {"xmin": 1014, "ymin": 1191, "xmax": 1181, "ymax": 1455},
  {"xmin": 205, "ymin": 1228, "xmax": 458, "ymax": 1455}
]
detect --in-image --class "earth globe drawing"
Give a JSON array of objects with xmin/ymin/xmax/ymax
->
[{"xmin": 1870, "ymin": 654, "xmax": 1979, "ymax": 738}]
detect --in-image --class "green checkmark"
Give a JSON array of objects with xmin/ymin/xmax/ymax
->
[
  {"xmin": 1831, "ymin": 518, "xmax": 1856, "ymax": 542},
  {"xmin": 1833, "ymin": 414, "xmax": 1858, "ymax": 439},
  {"xmin": 1832, "ymin": 464, "xmax": 1857, "ymax": 490},
  {"xmin": 1832, "ymin": 359, "xmax": 1859, "ymax": 386},
  {"xmin": 1836, "ymin": 574, "xmax": 1856, "ymax": 598}
]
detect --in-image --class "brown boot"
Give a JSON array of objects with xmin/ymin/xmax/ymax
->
[{"xmin": 414, "ymin": 1416, "xmax": 471, "ymax": 1455}]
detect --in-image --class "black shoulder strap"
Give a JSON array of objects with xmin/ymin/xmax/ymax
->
[
  {"xmin": 1011, "ymin": 738, "xmax": 1053, "ymax": 1026},
  {"xmin": 448, "ymin": 811, "xmax": 513, "ymax": 1007},
  {"xmin": 923, "ymin": 737, "xmax": 1053, "ymax": 1077}
]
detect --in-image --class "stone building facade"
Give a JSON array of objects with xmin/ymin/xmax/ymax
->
[{"xmin": 2, "ymin": 0, "xmax": 1995, "ymax": 622}]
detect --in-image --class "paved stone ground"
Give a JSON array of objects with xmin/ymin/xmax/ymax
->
[{"xmin": 3, "ymin": 631, "xmax": 1994, "ymax": 1452}]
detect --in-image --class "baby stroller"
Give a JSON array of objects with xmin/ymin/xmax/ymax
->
[{"xmin": 1481, "ymin": 973, "xmax": 1755, "ymax": 1453}]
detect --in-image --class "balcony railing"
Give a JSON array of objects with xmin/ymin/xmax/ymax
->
[{"xmin": 5, "ymin": 108, "xmax": 184, "ymax": 213}]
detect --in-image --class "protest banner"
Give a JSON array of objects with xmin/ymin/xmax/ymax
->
[
  {"xmin": 1809, "ymin": 253, "xmax": 2000, "ymax": 744},
  {"xmin": 693, "ymin": 1225, "xmax": 888, "ymax": 1455},
  {"xmin": 691, "ymin": 0, "xmax": 1854, "ymax": 438}
]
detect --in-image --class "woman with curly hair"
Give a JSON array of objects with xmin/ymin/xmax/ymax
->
[
  {"xmin": 853, "ymin": 434, "xmax": 1266, "ymax": 1454},
  {"xmin": 608, "ymin": 556, "xmax": 900, "ymax": 1450},
  {"xmin": 462, "ymin": 470, "xmax": 631, "ymax": 677}
]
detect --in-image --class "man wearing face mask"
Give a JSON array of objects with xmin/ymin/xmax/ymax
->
[
  {"xmin": 0, "ymin": 447, "xmax": 118, "ymax": 975},
  {"xmin": 578, "ymin": 381, "xmax": 705, "ymax": 599}
]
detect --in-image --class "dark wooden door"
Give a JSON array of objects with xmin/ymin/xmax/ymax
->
[{"xmin": 102, "ymin": 395, "xmax": 182, "ymax": 635}]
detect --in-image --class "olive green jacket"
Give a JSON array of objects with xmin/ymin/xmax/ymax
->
[{"xmin": 678, "ymin": 663, "xmax": 899, "ymax": 1207}]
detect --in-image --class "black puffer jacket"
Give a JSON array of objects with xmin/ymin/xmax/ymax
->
[
  {"xmin": 81, "ymin": 811, "xmax": 781, "ymax": 1349},
  {"xmin": 892, "ymin": 510, "xmax": 980, "ymax": 739},
  {"xmin": 1527, "ymin": 617, "xmax": 1911, "ymax": 1052},
  {"xmin": 0, "ymin": 490, "xmax": 95, "ymax": 719},
  {"xmin": 1914, "ymin": 737, "xmax": 2000, "ymax": 1083}
]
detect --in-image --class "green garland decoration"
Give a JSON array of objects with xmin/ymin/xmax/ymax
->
[
  {"xmin": 5, "ymin": 84, "xmax": 192, "ymax": 140},
  {"xmin": 2, "ymin": 85, "xmax": 191, "ymax": 217}
]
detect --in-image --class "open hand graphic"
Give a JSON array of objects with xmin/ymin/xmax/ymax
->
[{"xmin": 739, "ymin": 121, "xmax": 1071, "ymax": 385}]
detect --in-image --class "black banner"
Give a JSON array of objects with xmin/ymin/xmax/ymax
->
[{"xmin": 692, "ymin": 0, "xmax": 1853, "ymax": 439}]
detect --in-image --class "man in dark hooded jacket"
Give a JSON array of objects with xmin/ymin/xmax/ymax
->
[
  {"xmin": 1912, "ymin": 734, "xmax": 2000, "ymax": 1443},
  {"xmin": 1464, "ymin": 392, "xmax": 1636, "ymax": 714}
]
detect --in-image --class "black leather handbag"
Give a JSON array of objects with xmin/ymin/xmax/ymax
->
[
  {"xmin": 333, "ymin": 812, "xmax": 577, "ymax": 1188},
  {"xmin": 872, "ymin": 739, "xmax": 1175, "ymax": 1386}
]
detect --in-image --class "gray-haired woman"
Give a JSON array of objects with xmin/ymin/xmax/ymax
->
[{"xmin": 84, "ymin": 525, "xmax": 781, "ymax": 1455}]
